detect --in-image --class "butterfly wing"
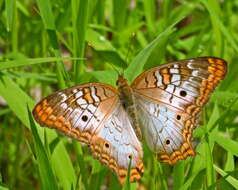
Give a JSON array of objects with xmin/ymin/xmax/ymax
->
[
  {"xmin": 131, "ymin": 57, "xmax": 227, "ymax": 164},
  {"xmin": 91, "ymin": 104, "xmax": 144, "ymax": 184},
  {"xmin": 33, "ymin": 83, "xmax": 143, "ymax": 184}
]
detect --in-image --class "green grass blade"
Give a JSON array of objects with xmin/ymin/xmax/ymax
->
[
  {"xmin": 0, "ymin": 57, "xmax": 82, "ymax": 70},
  {"xmin": 124, "ymin": 18, "xmax": 183, "ymax": 83},
  {"xmin": 0, "ymin": 75, "xmax": 76, "ymax": 189},
  {"xmin": 0, "ymin": 74, "xmax": 36, "ymax": 128},
  {"xmin": 224, "ymin": 152, "xmax": 235, "ymax": 172},
  {"xmin": 214, "ymin": 135, "xmax": 238, "ymax": 157},
  {"xmin": 5, "ymin": 0, "xmax": 15, "ymax": 32},
  {"xmin": 0, "ymin": 186, "xmax": 9, "ymax": 190},
  {"xmin": 211, "ymin": 91, "xmax": 238, "ymax": 111},
  {"xmin": 28, "ymin": 107, "xmax": 58, "ymax": 190},
  {"xmin": 142, "ymin": 0, "xmax": 156, "ymax": 33},
  {"xmin": 89, "ymin": 70, "xmax": 118, "ymax": 86},
  {"xmin": 205, "ymin": 0, "xmax": 223, "ymax": 56},
  {"xmin": 36, "ymin": 0, "xmax": 67, "ymax": 89},
  {"xmin": 73, "ymin": 0, "xmax": 89, "ymax": 84},
  {"xmin": 213, "ymin": 165, "xmax": 238, "ymax": 189},
  {"xmin": 205, "ymin": 135, "xmax": 215, "ymax": 188},
  {"xmin": 35, "ymin": 0, "xmax": 55, "ymax": 30},
  {"xmin": 205, "ymin": 104, "xmax": 220, "ymax": 188},
  {"xmin": 202, "ymin": 0, "xmax": 238, "ymax": 53},
  {"xmin": 122, "ymin": 158, "xmax": 132, "ymax": 190},
  {"xmin": 173, "ymin": 162, "xmax": 184, "ymax": 190},
  {"xmin": 86, "ymin": 29, "xmax": 116, "ymax": 51},
  {"xmin": 113, "ymin": 0, "xmax": 128, "ymax": 31}
]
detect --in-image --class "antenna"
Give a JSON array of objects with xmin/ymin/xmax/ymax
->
[{"xmin": 109, "ymin": 62, "xmax": 121, "ymax": 76}]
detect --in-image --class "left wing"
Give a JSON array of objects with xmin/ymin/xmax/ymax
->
[
  {"xmin": 32, "ymin": 83, "xmax": 143, "ymax": 184},
  {"xmin": 131, "ymin": 57, "xmax": 227, "ymax": 164}
]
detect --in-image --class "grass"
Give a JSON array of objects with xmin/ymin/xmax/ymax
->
[{"xmin": 0, "ymin": 0, "xmax": 238, "ymax": 189}]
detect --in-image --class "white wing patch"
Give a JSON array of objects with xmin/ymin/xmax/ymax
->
[{"xmin": 90, "ymin": 104, "xmax": 144, "ymax": 184}]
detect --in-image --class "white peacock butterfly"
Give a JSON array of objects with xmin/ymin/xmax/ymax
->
[{"xmin": 33, "ymin": 57, "xmax": 227, "ymax": 184}]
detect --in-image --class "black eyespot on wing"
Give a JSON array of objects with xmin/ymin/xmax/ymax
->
[
  {"xmin": 166, "ymin": 139, "xmax": 170, "ymax": 145},
  {"xmin": 176, "ymin": 115, "xmax": 181, "ymax": 120},
  {"xmin": 82, "ymin": 115, "xmax": 88, "ymax": 122},
  {"xmin": 105, "ymin": 143, "xmax": 110, "ymax": 148},
  {"xmin": 180, "ymin": 90, "xmax": 187, "ymax": 97}
]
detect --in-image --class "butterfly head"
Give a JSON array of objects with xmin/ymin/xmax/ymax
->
[{"xmin": 116, "ymin": 75, "xmax": 129, "ymax": 88}]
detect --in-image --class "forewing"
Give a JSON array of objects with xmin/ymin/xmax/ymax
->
[
  {"xmin": 32, "ymin": 83, "xmax": 143, "ymax": 184},
  {"xmin": 131, "ymin": 57, "xmax": 227, "ymax": 164}
]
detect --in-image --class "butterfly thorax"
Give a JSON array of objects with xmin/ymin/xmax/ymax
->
[
  {"xmin": 117, "ymin": 76, "xmax": 142, "ymax": 139},
  {"xmin": 117, "ymin": 76, "xmax": 133, "ymax": 108}
]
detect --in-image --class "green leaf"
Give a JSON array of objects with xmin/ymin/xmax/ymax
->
[
  {"xmin": 0, "ymin": 57, "xmax": 82, "ymax": 70},
  {"xmin": 89, "ymin": 70, "xmax": 118, "ymax": 86},
  {"xmin": 211, "ymin": 91, "xmax": 238, "ymax": 111},
  {"xmin": 124, "ymin": 17, "xmax": 183, "ymax": 83},
  {"xmin": 35, "ymin": 0, "xmax": 55, "ymax": 30},
  {"xmin": 213, "ymin": 165, "xmax": 238, "ymax": 189},
  {"xmin": 5, "ymin": 0, "xmax": 16, "ymax": 31},
  {"xmin": 28, "ymin": 107, "xmax": 58, "ymax": 190},
  {"xmin": 214, "ymin": 135, "xmax": 238, "ymax": 157},
  {"xmin": 0, "ymin": 75, "xmax": 76, "ymax": 190}
]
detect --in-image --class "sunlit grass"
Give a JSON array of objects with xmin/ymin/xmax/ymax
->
[{"xmin": 1, "ymin": 0, "xmax": 238, "ymax": 190}]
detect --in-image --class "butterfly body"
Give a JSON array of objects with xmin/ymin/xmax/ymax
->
[
  {"xmin": 117, "ymin": 76, "xmax": 143, "ymax": 140},
  {"xmin": 33, "ymin": 57, "xmax": 227, "ymax": 184}
]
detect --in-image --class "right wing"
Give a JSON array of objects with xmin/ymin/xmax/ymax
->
[{"xmin": 131, "ymin": 57, "xmax": 227, "ymax": 164}]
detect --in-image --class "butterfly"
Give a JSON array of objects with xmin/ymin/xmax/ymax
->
[{"xmin": 32, "ymin": 57, "xmax": 227, "ymax": 184}]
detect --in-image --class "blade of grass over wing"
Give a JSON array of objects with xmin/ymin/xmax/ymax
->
[
  {"xmin": 0, "ymin": 57, "xmax": 82, "ymax": 70},
  {"xmin": 122, "ymin": 158, "xmax": 132, "ymax": 190},
  {"xmin": 72, "ymin": 0, "xmax": 89, "ymax": 84},
  {"xmin": 36, "ymin": 0, "xmax": 67, "ymax": 89},
  {"xmin": 27, "ymin": 107, "xmax": 58, "ymax": 190},
  {"xmin": 124, "ymin": 17, "xmax": 184, "ymax": 83}
]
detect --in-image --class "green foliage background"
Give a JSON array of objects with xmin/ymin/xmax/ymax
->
[{"xmin": 0, "ymin": 0, "xmax": 238, "ymax": 189}]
